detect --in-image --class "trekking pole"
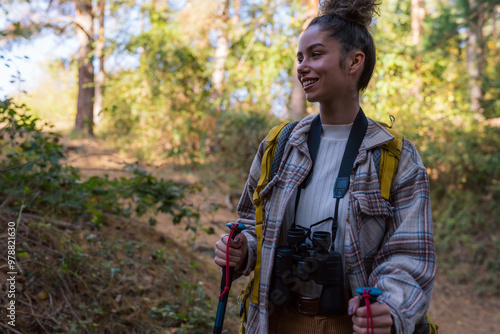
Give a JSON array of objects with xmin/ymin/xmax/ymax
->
[
  {"xmin": 355, "ymin": 287, "xmax": 383, "ymax": 334},
  {"xmin": 213, "ymin": 223, "xmax": 246, "ymax": 334}
]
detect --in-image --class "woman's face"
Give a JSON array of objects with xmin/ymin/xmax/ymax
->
[{"xmin": 296, "ymin": 25, "xmax": 358, "ymax": 105}]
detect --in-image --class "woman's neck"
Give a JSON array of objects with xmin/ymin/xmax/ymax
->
[{"xmin": 319, "ymin": 99, "xmax": 360, "ymax": 125}]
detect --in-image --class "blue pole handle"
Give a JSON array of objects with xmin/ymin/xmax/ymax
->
[
  {"xmin": 226, "ymin": 222, "xmax": 246, "ymax": 231},
  {"xmin": 355, "ymin": 287, "xmax": 382, "ymax": 306}
]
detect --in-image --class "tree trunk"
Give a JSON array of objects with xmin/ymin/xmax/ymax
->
[
  {"xmin": 410, "ymin": 0, "xmax": 425, "ymax": 101},
  {"xmin": 493, "ymin": 5, "xmax": 499, "ymax": 64},
  {"xmin": 411, "ymin": 0, "xmax": 425, "ymax": 46},
  {"xmin": 93, "ymin": 0, "xmax": 105, "ymax": 125},
  {"xmin": 74, "ymin": 0, "xmax": 95, "ymax": 136},
  {"xmin": 232, "ymin": 0, "xmax": 241, "ymax": 24},
  {"xmin": 211, "ymin": 0, "xmax": 230, "ymax": 98},
  {"xmin": 466, "ymin": 0, "xmax": 485, "ymax": 114},
  {"xmin": 212, "ymin": 33, "xmax": 229, "ymax": 95},
  {"xmin": 288, "ymin": 0, "xmax": 319, "ymax": 121}
]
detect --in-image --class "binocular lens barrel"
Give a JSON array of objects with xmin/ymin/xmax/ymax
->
[
  {"xmin": 271, "ymin": 225, "xmax": 346, "ymax": 315},
  {"xmin": 312, "ymin": 231, "xmax": 332, "ymax": 252},
  {"xmin": 274, "ymin": 247, "xmax": 293, "ymax": 276},
  {"xmin": 287, "ymin": 228, "xmax": 307, "ymax": 245},
  {"xmin": 271, "ymin": 247, "xmax": 294, "ymax": 307}
]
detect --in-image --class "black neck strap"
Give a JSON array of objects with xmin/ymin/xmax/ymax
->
[
  {"xmin": 333, "ymin": 108, "xmax": 368, "ymax": 198},
  {"xmin": 292, "ymin": 108, "xmax": 368, "ymax": 239}
]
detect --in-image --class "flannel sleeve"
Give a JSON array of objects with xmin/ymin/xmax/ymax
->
[
  {"xmin": 369, "ymin": 139, "xmax": 436, "ymax": 334},
  {"xmin": 234, "ymin": 138, "xmax": 267, "ymax": 277}
]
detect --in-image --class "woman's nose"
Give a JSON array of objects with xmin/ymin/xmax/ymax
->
[{"xmin": 297, "ymin": 60, "xmax": 309, "ymax": 77}]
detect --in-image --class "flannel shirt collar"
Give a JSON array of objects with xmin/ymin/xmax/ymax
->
[{"xmin": 288, "ymin": 114, "xmax": 396, "ymax": 153}]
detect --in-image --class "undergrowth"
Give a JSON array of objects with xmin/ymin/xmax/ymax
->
[
  {"xmin": 426, "ymin": 121, "xmax": 500, "ymax": 295},
  {"xmin": 0, "ymin": 213, "xmax": 217, "ymax": 333}
]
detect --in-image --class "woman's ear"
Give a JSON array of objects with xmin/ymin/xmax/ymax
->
[{"xmin": 349, "ymin": 51, "xmax": 365, "ymax": 75}]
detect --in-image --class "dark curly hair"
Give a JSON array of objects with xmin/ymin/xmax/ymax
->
[{"xmin": 308, "ymin": 0, "xmax": 381, "ymax": 92}]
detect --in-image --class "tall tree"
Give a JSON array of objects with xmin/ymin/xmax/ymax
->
[
  {"xmin": 212, "ymin": 0, "xmax": 231, "ymax": 98},
  {"xmin": 465, "ymin": 0, "xmax": 486, "ymax": 114},
  {"xmin": 93, "ymin": 0, "xmax": 106, "ymax": 126},
  {"xmin": 411, "ymin": 0, "xmax": 425, "ymax": 45},
  {"xmin": 74, "ymin": 0, "xmax": 94, "ymax": 135},
  {"xmin": 289, "ymin": 0, "xmax": 318, "ymax": 121},
  {"xmin": 2, "ymin": 0, "xmax": 102, "ymax": 135},
  {"xmin": 410, "ymin": 0, "xmax": 425, "ymax": 101},
  {"xmin": 493, "ymin": 5, "xmax": 499, "ymax": 64}
]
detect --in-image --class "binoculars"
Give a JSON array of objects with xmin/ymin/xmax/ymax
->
[{"xmin": 270, "ymin": 222, "xmax": 346, "ymax": 316}]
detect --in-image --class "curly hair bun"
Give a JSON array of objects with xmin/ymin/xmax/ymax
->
[{"xmin": 319, "ymin": 0, "xmax": 381, "ymax": 27}]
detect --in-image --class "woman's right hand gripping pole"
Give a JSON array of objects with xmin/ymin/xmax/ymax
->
[{"xmin": 214, "ymin": 233, "xmax": 248, "ymax": 272}]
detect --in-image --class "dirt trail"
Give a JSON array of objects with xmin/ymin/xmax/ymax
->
[{"xmin": 66, "ymin": 136, "xmax": 499, "ymax": 334}]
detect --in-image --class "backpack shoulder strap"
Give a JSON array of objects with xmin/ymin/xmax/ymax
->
[
  {"xmin": 250, "ymin": 121, "xmax": 295, "ymax": 304},
  {"xmin": 379, "ymin": 125, "xmax": 403, "ymax": 200},
  {"xmin": 238, "ymin": 277, "xmax": 253, "ymax": 334},
  {"xmin": 253, "ymin": 122, "xmax": 292, "ymax": 199},
  {"xmin": 271, "ymin": 121, "xmax": 299, "ymax": 180}
]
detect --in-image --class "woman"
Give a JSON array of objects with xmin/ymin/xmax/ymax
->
[{"xmin": 214, "ymin": 1, "xmax": 435, "ymax": 333}]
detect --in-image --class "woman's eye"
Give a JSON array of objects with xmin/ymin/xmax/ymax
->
[
  {"xmin": 297, "ymin": 58, "xmax": 303, "ymax": 64},
  {"xmin": 312, "ymin": 52, "xmax": 321, "ymax": 57}
]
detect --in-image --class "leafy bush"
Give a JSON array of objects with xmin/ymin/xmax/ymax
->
[
  {"xmin": 424, "ymin": 121, "xmax": 500, "ymax": 293},
  {"xmin": 213, "ymin": 110, "xmax": 277, "ymax": 190},
  {"xmin": 0, "ymin": 99, "xmax": 199, "ymax": 228},
  {"xmin": 98, "ymin": 19, "xmax": 214, "ymax": 163}
]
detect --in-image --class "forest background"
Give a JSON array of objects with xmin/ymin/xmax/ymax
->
[{"xmin": 0, "ymin": 0, "xmax": 499, "ymax": 333}]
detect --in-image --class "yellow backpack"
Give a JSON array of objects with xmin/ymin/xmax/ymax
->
[{"xmin": 238, "ymin": 120, "xmax": 437, "ymax": 334}]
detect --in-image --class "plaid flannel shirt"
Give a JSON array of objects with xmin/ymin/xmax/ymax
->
[{"xmin": 236, "ymin": 114, "xmax": 435, "ymax": 333}]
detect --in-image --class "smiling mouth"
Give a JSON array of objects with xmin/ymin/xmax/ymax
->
[{"xmin": 302, "ymin": 79, "xmax": 318, "ymax": 91}]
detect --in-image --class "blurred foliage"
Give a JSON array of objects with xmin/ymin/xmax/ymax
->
[
  {"xmin": 18, "ymin": 60, "xmax": 77, "ymax": 131},
  {"xmin": 99, "ymin": 18, "xmax": 214, "ymax": 163},
  {"xmin": 0, "ymin": 99, "xmax": 199, "ymax": 229},
  {"xmin": 98, "ymin": 0, "xmax": 303, "ymax": 167},
  {"xmin": 359, "ymin": 0, "xmax": 499, "ymax": 292},
  {"xmin": 214, "ymin": 110, "xmax": 278, "ymax": 190}
]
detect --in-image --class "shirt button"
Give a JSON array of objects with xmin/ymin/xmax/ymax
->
[{"xmin": 346, "ymin": 264, "xmax": 353, "ymax": 274}]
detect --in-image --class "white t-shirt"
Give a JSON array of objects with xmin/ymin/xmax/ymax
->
[{"xmin": 282, "ymin": 122, "xmax": 352, "ymax": 298}]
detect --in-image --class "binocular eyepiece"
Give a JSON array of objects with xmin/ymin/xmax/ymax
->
[{"xmin": 271, "ymin": 226, "xmax": 346, "ymax": 316}]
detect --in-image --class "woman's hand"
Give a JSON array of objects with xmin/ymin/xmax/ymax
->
[
  {"xmin": 214, "ymin": 233, "xmax": 248, "ymax": 271},
  {"xmin": 348, "ymin": 297, "xmax": 393, "ymax": 334}
]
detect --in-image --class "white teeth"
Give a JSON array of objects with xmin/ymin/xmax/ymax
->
[{"xmin": 302, "ymin": 80, "xmax": 317, "ymax": 87}]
